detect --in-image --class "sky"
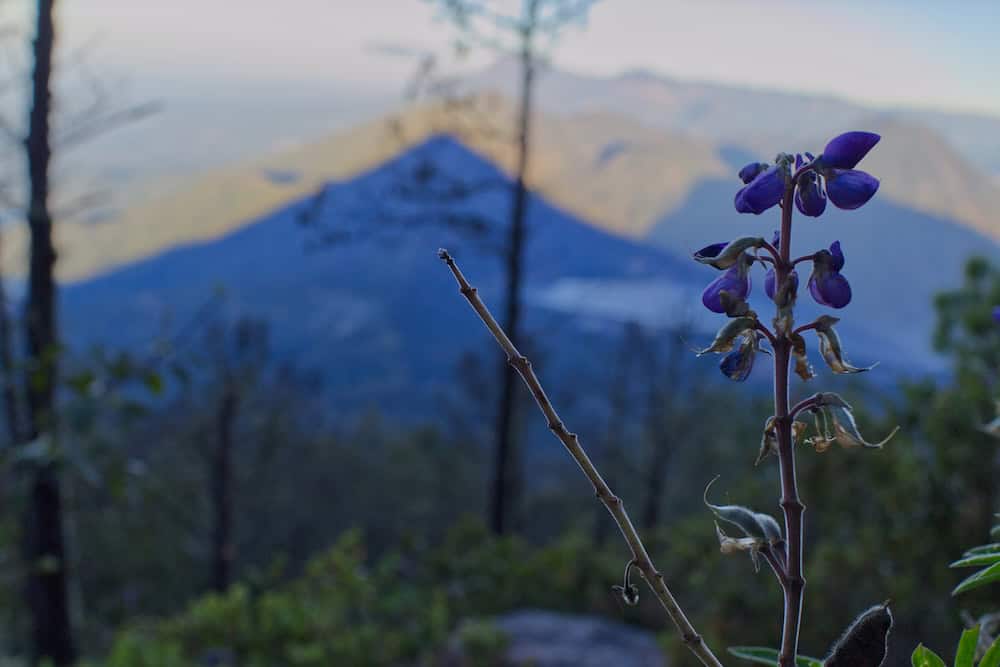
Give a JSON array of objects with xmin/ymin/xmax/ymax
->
[{"xmin": 48, "ymin": 0, "xmax": 1000, "ymax": 117}]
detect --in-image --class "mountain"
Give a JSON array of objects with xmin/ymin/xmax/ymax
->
[
  {"xmin": 470, "ymin": 61, "xmax": 1000, "ymax": 241},
  {"xmin": 474, "ymin": 59, "xmax": 1000, "ymax": 179},
  {"xmin": 61, "ymin": 136, "xmax": 710, "ymax": 414}
]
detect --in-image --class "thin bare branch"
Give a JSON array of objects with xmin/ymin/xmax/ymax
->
[
  {"xmin": 55, "ymin": 101, "xmax": 161, "ymax": 150},
  {"xmin": 438, "ymin": 248, "xmax": 723, "ymax": 667}
]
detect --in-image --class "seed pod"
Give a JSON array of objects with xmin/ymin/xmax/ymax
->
[{"xmin": 823, "ymin": 603, "xmax": 893, "ymax": 667}]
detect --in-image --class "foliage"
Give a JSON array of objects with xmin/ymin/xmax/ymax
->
[
  {"xmin": 911, "ymin": 625, "xmax": 1000, "ymax": 667},
  {"xmin": 951, "ymin": 515, "xmax": 1000, "ymax": 596},
  {"xmin": 84, "ymin": 524, "xmax": 628, "ymax": 666}
]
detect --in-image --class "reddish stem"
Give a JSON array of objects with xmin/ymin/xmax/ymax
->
[
  {"xmin": 792, "ymin": 321, "xmax": 819, "ymax": 335},
  {"xmin": 760, "ymin": 544, "xmax": 789, "ymax": 586},
  {"xmin": 791, "ymin": 254, "xmax": 816, "ymax": 266},
  {"xmin": 760, "ymin": 240, "xmax": 782, "ymax": 264},
  {"xmin": 790, "ymin": 394, "xmax": 822, "ymax": 420},
  {"xmin": 774, "ymin": 184, "xmax": 806, "ymax": 667},
  {"xmin": 755, "ymin": 321, "xmax": 777, "ymax": 346}
]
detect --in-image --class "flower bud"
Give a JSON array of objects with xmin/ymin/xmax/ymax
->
[
  {"xmin": 693, "ymin": 237, "xmax": 766, "ymax": 270},
  {"xmin": 702, "ymin": 253, "xmax": 753, "ymax": 313},
  {"xmin": 820, "ymin": 131, "xmax": 881, "ymax": 170},
  {"xmin": 735, "ymin": 164, "xmax": 786, "ymax": 215},
  {"xmin": 795, "ymin": 171, "xmax": 827, "ymax": 217},
  {"xmin": 825, "ymin": 169, "xmax": 879, "ymax": 210},
  {"xmin": 738, "ymin": 162, "xmax": 769, "ymax": 184}
]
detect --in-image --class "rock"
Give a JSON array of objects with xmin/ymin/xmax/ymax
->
[{"xmin": 445, "ymin": 609, "xmax": 667, "ymax": 667}]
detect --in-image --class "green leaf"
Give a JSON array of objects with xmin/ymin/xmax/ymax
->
[
  {"xmin": 991, "ymin": 525, "xmax": 1000, "ymax": 539},
  {"xmin": 950, "ymin": 553, "xmax": 1000, "ymax": 568},
  {"xmin": 954, "ymin": 626, "xmax": 979, "ymax": 667},
  {"xmin": 952, "ymin": 561, "xmax": 1000, "ymax": 595},
  {"xmin": 911, "ymin": 644, "xmax": 946, "ymax": 667},
  {"xmin": 727, "ymin": 646, "xmax": 823, "ymax": 667},
  {"xmin": 965, "ymin": 544, "xmax": 1000, "ymax": 557},
  {"xmin": 980, "ymin": 635, "xmax": 1000, "ymax": 667}
]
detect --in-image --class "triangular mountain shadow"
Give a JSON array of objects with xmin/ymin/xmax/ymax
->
[{"xmin": 61, "ymin": 134, "xmax": 706, "ymax": 416}]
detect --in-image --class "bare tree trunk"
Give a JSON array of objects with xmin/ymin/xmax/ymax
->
[
  {"xmin": 641, "ymin": 333, "xmax": 682, "ymax": 533},
  {"xmin": 640, "ymin": 430, "xmax": 671, "ymax": 532},
  {"xmin": 594, "ymin": 323, "xmax": 634, "ymax": 546},
  {"xmin": 22, "ymin": 1, "xmax": 75, "ymax": 664},
  {"xmin": 0, "ymin": 233, "xmax": 21, "ymax": 446},
  {"xmin": 211, "ymin": 386, "xmax": 237, "ymax": 592},
  {"xmin": 489, "ymin": 28, "xmax": 535, "ymax": 535}
]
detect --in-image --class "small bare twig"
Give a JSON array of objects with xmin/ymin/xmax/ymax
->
[{"xmin": 438, "ymin": 248, "xmax": 723, "ymax": 667}]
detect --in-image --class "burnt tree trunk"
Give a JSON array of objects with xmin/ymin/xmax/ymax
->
[
  {"xmin": 22, "ymin": 1, "xmax": 75, "ymax": 664},
  {"xmin": 489, "ymin": 25, "xmax": 535, "ymax": 536},
  {"xmin": 0, "ymin": 233, "xmax": 21, "ymax": 446},
  {"xmin": 211, "ymin": 386, "xmax": 237, "ymax": 592}
]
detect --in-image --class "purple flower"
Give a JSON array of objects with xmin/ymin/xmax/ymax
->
[
  {"xmin": 794, "ymin": 171, "xmax": 827, "ymax": 217},
  {"xmin": 993, "ymin": 306, "xmax": 1000, "ymax": 323},
  {"xmin": 808, "ymin": 241, "xmax": 852, "ymax": 309},
  {"xmin": 702, "ymin": 257, "xmax": 752, "ymax": 313},
  {"xmin": 764, "ymin": 268, "xmax": 776, "ymax": 300},
  {"xmin": 824, "ymin": 169, "xmax": 880, "ymax": 210},
  {"xmin": 739, "ymin": 162, "xmax": 768, "ymax": 184},
  {"xmin": 821, "ymin": 131, "xmax": 880, "ymax": 169},
  {"xmin": 735, "ymin": 165, "xmax": 785, "ymax": 215},
  {"xmin": 719, "ymin": 334, "xmax": 757, "ymax": 382}
]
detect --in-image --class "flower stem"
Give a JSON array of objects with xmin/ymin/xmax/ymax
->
[
  {"xmin": 438, "ymin": 249, "xmax": 724, "ymax": 667},
  {"xmin": 775, "ymin": 186, "xmax": 806, "ymax": 667}
]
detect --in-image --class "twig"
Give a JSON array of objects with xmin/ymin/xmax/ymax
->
[{"xmin": 438, "ymin": 248, "xmax": 723, "ymax": 667}]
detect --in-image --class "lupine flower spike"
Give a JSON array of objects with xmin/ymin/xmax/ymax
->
[{"xmin": 692, "ymin": 130, "xmax": 899, "ymax": 665}]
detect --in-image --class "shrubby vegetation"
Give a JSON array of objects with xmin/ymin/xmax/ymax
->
[{"xmin": 0, "ymin": 258, "xmax": 996, "ymax": 664}]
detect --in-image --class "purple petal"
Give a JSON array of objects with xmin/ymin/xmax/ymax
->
[
  {"xmin": 734, "ymin": 165, "xmax": 784, "ymax": 215},
  {"xmin": 829, "ymin": 241, "xmax": 845, "ymax": 271},
  {"xmin": 702, "ymin": 266, "xmax": 751, "ymax": 313},
  {"xmin": 994, "ymin": 306, "xmax": 1000, "ymax": 324},
  {"xmin": 822, "ymin": 131, "xmax": 880, "ymax": 169},
  {"xmin": 693, "ymin": 242, "xmax": 729, "ymax": 261},
  {"xmin": 809, "ymin": 272, "xmax": 852, "ymax": 309},
  {"xmin": 719, "ymin": 342, "xmax": 754, "ymax": 382},
  {"xmin": 764, "ymin": 268, "xmax": 776, "ymax": 300},
  {"xmin": 738, "ymin": 162, "xmax": 768, "ymax": 184},
  {"xmin": 771, "ymin": 230, "xmax": 781, "ymax": 248},
  {"xmin": 794, "ymin": 172, "xmax": 827, "ymax": 217},
  {"xmin": 825, "ymin": 169, "xmax": 879, "ymax": 210}
]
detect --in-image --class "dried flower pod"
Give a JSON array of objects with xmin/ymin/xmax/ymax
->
[
  {"xmin": 704, "ymin": 477, "xmax": 782, "ymax": 544},
  {"xmin": 807, "ymin": 393, "xmax": 899, "ymax": 451},
  {"xmin": 695, "ymin": 316, "xmax": 757, "ymax": 356},
  {"xmin": 814, "ymin": 315, "xmax": 877, "ymax": 374},
  {"xmin": 822, "ymin": 602, "xmax": 892, "ymax": 667},
  {"xmin": 790, "ymin": 332, "xmax": 815, "ymax": 381}
]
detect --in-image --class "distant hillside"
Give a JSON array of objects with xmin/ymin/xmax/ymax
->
[
  {"xmin": 14, "ymin": 83, "xmax": 998, "ymax": 287},
  {"xmin": 474, "ymin": 59, "xmax": 1000, "ymax": 178},
  {"xmin": 471, "ymin": 61, "xmax": 1000, "ymax": 240},
  {"xmin": 61, "ymin": 136, "xmax": 712, "ymax": 413}
]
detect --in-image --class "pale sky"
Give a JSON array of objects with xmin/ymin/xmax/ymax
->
[{"xmin": 39, "ymin": 0, "xmax": 999, "ymax": 117}]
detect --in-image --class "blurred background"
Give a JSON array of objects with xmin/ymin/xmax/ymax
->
[{"xmin": 0, "ymin": 1, "xmax": 998, "ymax": 665}]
